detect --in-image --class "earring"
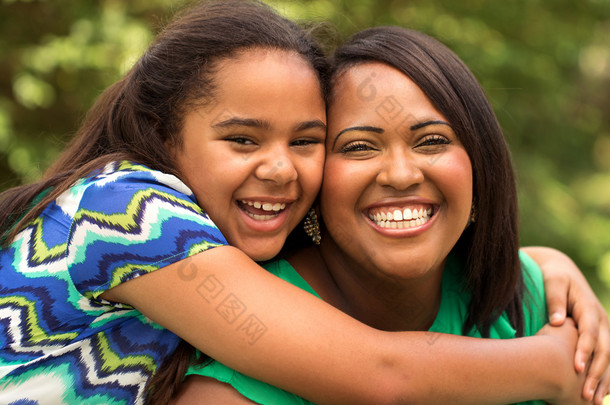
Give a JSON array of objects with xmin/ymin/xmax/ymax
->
[
  {"xmin": 469, "ymin": 204, "xmax": 477, "ymax": 224},
  {"xmin": 304, "ymin": 208, "xmax": 321, "ymax": 245}
]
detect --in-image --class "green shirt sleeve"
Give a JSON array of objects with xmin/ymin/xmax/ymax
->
[{"xmin": 519, "ymin": 249, "xmax": 548, "ymax": 336}]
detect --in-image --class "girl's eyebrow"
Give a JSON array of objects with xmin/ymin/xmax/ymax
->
[
  {"xmin": 332, "ymin": 125, "xmax": 384, "ymax": 149},
  {"xmin": 410, "ymin": 120, "xmax": 452, "ymax": 130},
  {"xmin": 212, "ymin": 117, "xmax": 326, "ymax": 132},
  {"xmin": 212, "ymin": 117, "xmax": 269, "ymax": 129},
  {"xmin": 295, "ymin": 119, "xmax": 326, "ymax": 132}
]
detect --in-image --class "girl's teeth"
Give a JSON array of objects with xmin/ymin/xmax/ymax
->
[
  {"xmin": 249, "ymin": 213, "xmax": 276, "ymax": 220},
  {"xmin": 241, "ymin": 200, "xmax": 287, "ymax": 212}
]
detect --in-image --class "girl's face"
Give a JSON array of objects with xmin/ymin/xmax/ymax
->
[
  {"xmin": 172, "ymin": 49, "xmax": 326, "ymax": 261},
  {"xmin": 322, "ymin": 62, "xmax": 472, "ymax": 282}
]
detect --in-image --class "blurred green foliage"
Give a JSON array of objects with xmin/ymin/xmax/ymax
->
[{"xmin": 1, "ymin": 0, "xmax": 610, "ymax": 304}]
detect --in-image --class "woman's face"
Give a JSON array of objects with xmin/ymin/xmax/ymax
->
[
  {"xmin": 321, "ymin": 62, "xmax": 472, "ymax": 281},
  {"xmin": 172, "ymin": 49, "xmax": 326, "ymax": 261}
]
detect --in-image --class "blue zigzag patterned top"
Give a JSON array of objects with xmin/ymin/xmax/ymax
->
[{"xmin": 0, "ymin": 161, "xmax": 228, "ymax": 404}]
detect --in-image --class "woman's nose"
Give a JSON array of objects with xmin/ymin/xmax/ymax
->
[{"xmin": 375, "ymin": 149, "xmax": 424, "ymax": 190}]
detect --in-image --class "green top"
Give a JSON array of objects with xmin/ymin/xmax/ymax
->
[{"xmin": 185, "ymin": 251, "xmax": 546, "ymax": 405}]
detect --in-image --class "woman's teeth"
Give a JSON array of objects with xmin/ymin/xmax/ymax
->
[
  {"xmin": 368, "ymin": 207, "xmax": 433, "ymax": 229},
  {"xmin": 240, "ymin": 200, "xmax": 286, "ymax": 221}
]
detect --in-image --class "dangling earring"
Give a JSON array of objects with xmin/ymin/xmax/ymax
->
[
  {"xmin": 304, "ymin": 208, "xmax": 321, "ymax": 245},
  {"xmin": 469, "ymin": 203, "xmax": 477, "ymax": 224}
]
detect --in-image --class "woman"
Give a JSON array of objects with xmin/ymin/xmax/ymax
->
[
  {"xmin": 0, "ymin": 1, "xmax": 606, "ymax": 404},
  {"xmin": 175, "ymin": 26, "xmax": 610, "ymax": 404}
]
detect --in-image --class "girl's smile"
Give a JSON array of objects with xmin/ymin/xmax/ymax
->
[{"xmin": 171, "ymin": 48, "xmax": 326, "ymax": 261}]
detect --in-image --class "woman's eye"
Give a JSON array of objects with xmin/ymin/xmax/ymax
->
[
  {"xmin": 340, "ymin": 141, "xmax": 375, "ymax": 153},
  {"xmin": 416, "ymin": 135, "xmax": 451, "ymax": 150}
]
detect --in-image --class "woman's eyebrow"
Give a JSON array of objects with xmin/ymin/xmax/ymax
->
[
  {"xmin": 332, "ymin": 125, "xmax": 384, "ymax": 149},
  {"xmin": 410, "ymin": 120, "xmax": 452, "ymax": 130}
]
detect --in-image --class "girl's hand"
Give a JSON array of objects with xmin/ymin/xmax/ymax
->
[
  {"xmin": 537, "ymin": 319, "xmax": 590, "ymax": 404},
  {"xmin": 524, "ymin": 246, "xmax": 610, "ymax": 403}
]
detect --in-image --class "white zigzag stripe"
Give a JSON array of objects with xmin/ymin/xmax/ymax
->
[
  {"xmin": 13, "ymin": 235, "xmax": 68, "ymax": 276},
  {"xmin": 0, "ymin": 307, "xmax": 65, "ymax": 372},
  {"xmin": 67, "ymin": 193, "xmax": 216, "ymax": 267},
  {"xmin": 0, "ymin": 371, "xmax": 70, "ymax": 405},
  {"xmin": 56, "ymin": 179, "xmax": 88, "ymax": 219},
  {"xmin": 10, "ymin": 237, "xmax": 105, "ymax": 313},
  {"xmin": 77, "ymin": 338, "xmax": 147, "ymax": 404},
  {"xmin": 0, "ymin": 338, "xmax": 147, "ymax": 404},
  {"xmin": 14, "ymin": 192, "xmax": 213, "ymax": 278},
  {"xmin": 149, "ymin": 170, "xmax": 194, "ymax": 196},
  {"xmin": 88, "ymin": 162, "xmax": 194, "ymax": 198}
]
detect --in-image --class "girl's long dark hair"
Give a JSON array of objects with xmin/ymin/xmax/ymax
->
[
  {"xmin": 330, "ymin": 26, "xmax": 524, "ymax": 337},
  {"xmin": 0, "ymin": 1, "xmax": 329, "ymax": 403},
  {"xmin": 0, "ymin": 0, "xmax": 329, "ymax": 247}
]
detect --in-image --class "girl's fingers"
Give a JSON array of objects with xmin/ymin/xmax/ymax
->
[{"xmin": 574, "ymin": 306, "xmax": 600, "ymax": 373}]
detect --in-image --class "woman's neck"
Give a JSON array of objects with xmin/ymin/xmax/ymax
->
[{"xmin": 288, "ymin": 237, "xmax": 444, "ymax": 332}]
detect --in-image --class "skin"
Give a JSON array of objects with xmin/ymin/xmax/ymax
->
[
  {"xmin": 170, "ymin": 49, "xmax": 326, "ymax": 261},
  {"xmin": 318, "ymin": 62, "xmax": 473, "ymax": 332},
  {"xmin": 103, "ymin": 48, "xmax": 610, "ymax": 404},
  {"xmin": 170, "ymin": 61, "xmax": 609, "ymax": 404}
]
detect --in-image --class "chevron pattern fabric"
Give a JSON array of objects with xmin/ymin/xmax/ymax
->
[{"xmin": 0, "ymin": 161, "xmax": 228, "ymax": 404}]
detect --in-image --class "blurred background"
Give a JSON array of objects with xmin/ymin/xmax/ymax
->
[{"xmin": 1, "ymin": 0, "xmax": 609, "ymax": 306}]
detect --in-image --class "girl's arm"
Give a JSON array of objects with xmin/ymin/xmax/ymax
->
[
  {"xmin": 170, "ymin": 320, "xmax": 588, "ymax": 405},
  {"xmin": 524, "ymin": 246, "xmax": 610, "ymax": 403},
  {"xmin": 102, "ymin": 246, "xmax": 587, "ymax": 405}
]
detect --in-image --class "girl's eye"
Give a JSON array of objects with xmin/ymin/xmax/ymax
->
[
  {"xmin": 225, "ymin": 136, "xmax": 255, "ymax": 146},
  {"xmin": 291, "ymin": 138, "xmax": 321, "ymax": 147},
  {"xmin": 340, "ymin": 141, "xmax": 376, "ymax": 153}
]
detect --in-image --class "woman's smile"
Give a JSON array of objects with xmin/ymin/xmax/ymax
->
[{"xmin": 322, "ymin": 61, "xmax": 472, "ymax": 281}]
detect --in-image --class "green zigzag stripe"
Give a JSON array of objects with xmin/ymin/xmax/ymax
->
[
  {"xmin": 19, "ymin": 216, "xmax": 67, "ymax": 265},
  {"xmin": 85, "ymin": 239, "xmax": 224, "ymax": 298},
  {"xmin": 96, "ymin": 332, "xmax": 156, "ymax": 375},
  {"xmin": 73, "ymin": 187, "xmax": 203, "ymax": 232},
  {"xmin": 0, "ymin": 296, "xmax": 78, "ymax": 343},
  {"xmin": 117, "ymin": 161, "xmax": 149, "ymax": 172}
]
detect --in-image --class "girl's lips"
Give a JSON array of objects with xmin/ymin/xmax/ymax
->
[{"xmin": 236, "ymin": 199, "xmax": 294, "ymax": 233}]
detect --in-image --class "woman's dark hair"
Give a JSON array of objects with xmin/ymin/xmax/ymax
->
[
  {"xmin": 0, "ymin": 0, "xmax": 329, "ymax": 246},
  {"xmin": 329, "ymin": 26, "xmax": 524, "ymax": 338},
  {"xmin": 0, "ymin": 0, "xmax": 329, "ymax": 402}
]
